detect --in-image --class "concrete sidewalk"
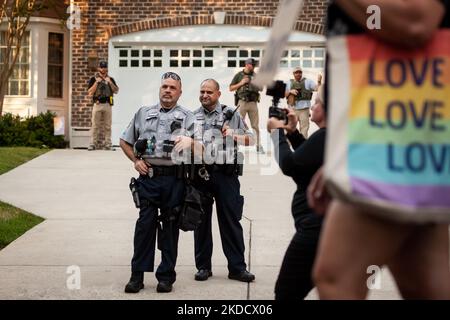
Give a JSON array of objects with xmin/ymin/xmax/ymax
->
[{"xmin": 0, "ymin": 150, "xmax": 401, "ymax": 299}]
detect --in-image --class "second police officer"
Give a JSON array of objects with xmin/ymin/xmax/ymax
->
[
  {"xmin": 120, "ymin": 72, "xmax": 200, "ymax": 294},
  {"xmin": 192, "ymin": 79, "xmax": 256, "ymax": 282}
]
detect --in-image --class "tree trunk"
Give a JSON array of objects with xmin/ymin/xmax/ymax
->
[{"xmin": 0, "ymin": 81, "xmax": 6, "ymax": 117}]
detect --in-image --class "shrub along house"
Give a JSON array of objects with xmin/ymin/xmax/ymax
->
[{"xmin": 3, "ymin": 0, "xmax": 327, "ymax": 147}]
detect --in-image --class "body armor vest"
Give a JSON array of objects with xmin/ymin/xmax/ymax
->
[{"xmin": 289, "ymin": 78, "xmax": 313, "ymax": 104}]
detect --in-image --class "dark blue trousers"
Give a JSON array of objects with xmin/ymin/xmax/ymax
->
[
  {"xmin": 194, "ymin": 171, "xmax": 246, "ymax": 274},
  {"xmin": 131, "ymin": 175, "xmax": 184, "ymax": 284}
]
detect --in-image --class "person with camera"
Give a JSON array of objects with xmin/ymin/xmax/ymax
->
[
  {"xmin": 192, "ymin": 79, "xmax": 256, "ymax": 283},
  {"xmin": 229, "ymin": 58, "xmax": 265, "ymax": 154},
  {"xmin": 285, "ymin": 67, "xmax": 322, "ymax": 138},
  {"xmin": 119, "ymin": 71, "xmax": 197, "ymax": 294},
  {"xmin": 87, "ymin": 61, "xmax": 119, "ymax": 151},
  {"xmin": 267, "ymin": 85, "xmax": 326, "ymax": 299}
]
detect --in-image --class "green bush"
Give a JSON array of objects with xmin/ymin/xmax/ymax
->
[{"xmin": 0, "ymin": 112, "xmax": 66, "ymax": 148}]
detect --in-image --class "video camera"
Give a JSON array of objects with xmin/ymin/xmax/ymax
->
[{"xmin": 267, "ymin": 80, "xmax": 287, "ymax": 122}]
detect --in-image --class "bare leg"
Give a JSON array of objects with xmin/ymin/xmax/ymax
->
[
  {"xmin": 313, "ymin": 200, "xmax": 414, "ymax": 299},
  {"xmin": 388, "ymin": 224, "xmax": 450, "ymax": 299}
]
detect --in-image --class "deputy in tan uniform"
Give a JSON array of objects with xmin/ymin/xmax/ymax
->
[
  {"xmin": 229, "ymin": 58, "xmax": 265, "ymax": 154},
  {"xmin": 87, "ymin": 61, "xmax": 119, "ymax": 150},
  {"xmin": 285, "ymin": 67, "xmax": 322, "ymax": 138}
]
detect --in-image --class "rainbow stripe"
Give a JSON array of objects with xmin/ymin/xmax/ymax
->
[{"xmin": 345, "ymin": 30, "xmax": 450, "ymax": 209}]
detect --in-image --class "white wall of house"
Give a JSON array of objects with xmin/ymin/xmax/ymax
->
[{"xmin": 2, "ymin": 18, "xmax": 69, "ymax": 138}]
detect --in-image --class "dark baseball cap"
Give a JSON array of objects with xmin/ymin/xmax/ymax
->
[
  {"xmin": 245, "ymin": 58, "xmax": 256, "ymax": 66},
  {"xmin": 99, "ymin": 61, "xmax": 108, "ymax": 68}
]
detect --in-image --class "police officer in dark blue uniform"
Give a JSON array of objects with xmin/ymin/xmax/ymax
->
[
  {"xmin": 192, "ymin": 79, "xmax": 256, "ymax": 282},
  {"xmin": 120, "ymin": 72, "xmax": 197, "ymax": 293}
]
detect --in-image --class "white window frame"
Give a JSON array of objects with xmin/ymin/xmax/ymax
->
[
  {"xmin": 117, "ymin": 47, "xmax": 163, "ymax": 69},
  {"xmin": 0, "ymin": 30, "xmax": 31, "ymax": 97},
  {"xmin": 169, "ymin": 48, "xmax": 215, "ymax": 68}
]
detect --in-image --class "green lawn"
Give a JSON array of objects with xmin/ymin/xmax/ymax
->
[
  {"xmin": 0, "ymin": 147, "xmax": 49, "ymax": 175},
  {"xmin": 0, "ymin": 202, "xmax": 44, "ymax": 249},
  {"xmin": 0, "ymin": 147, "xmax": 48, "ymax": 249}
]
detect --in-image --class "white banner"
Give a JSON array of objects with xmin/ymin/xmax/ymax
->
[{"xmin": 253, "ymin": 0, "xmax": 305, "ymax": 88}]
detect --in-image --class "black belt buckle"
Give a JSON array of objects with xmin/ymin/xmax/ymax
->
[
  {"xmin": 97, "ymin": 96, "xmax": 108, "ymax": 103},
  {"xmin": 151, "ymin": 166, "xmax": 178, "ymax": 177}
]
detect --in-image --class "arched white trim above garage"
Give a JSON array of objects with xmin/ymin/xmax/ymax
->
[
  {"xmin": 109, "ymin": 25, "xmax": 325, "ymax": 145},
  {"xmin": 110, "ymin": 25, "xmax": 325, "ymax": 45}
]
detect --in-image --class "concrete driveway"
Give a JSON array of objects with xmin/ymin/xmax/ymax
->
[{"xmin": 0, "ymin": 149, "xmax": 401, "ymax": 299}]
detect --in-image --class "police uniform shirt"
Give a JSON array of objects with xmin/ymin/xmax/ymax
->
[
  {"xmin": 285, "ymin": 78, "xmax": 317, "ymax": 110},
  {"xmin": 121, "ymin": 104, "xmax": 195, "ymax": 166},
  {"xmin": 193, "ymin": 103, "xmax": 253, "ymax": 164}
]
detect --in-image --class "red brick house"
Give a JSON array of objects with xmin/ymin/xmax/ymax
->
[{"xmin": 3, "ymin": 0, "xmax": 327, "ymax": 147}]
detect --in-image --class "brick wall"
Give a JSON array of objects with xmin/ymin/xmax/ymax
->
[
  {"xmin": 34, "ymin": 0, "xmax": 68, "ymax": 19},
  {"xmin": 71, "ymin": 0, "xmax": 327, "ymax": 128}
]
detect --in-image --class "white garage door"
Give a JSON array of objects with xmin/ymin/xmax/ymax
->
[{"xmin": 109, "ymin": 26, "xmax": 325, "ymax": 146}]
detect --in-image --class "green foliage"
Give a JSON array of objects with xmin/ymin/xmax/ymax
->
[
  {"xmin": 0, "ymin": 147, "xmax": 49, "ymax": 175},
  {"xmin": 0, "ymin": 202, "xmax": 44, "ymax": 250},
  {"xmin": 0, "ymin": 148, "xmax": 46, "ymax": 250},
  {"xmin": 0, "ymin": 111, "xmax": 66, "ymax": 148}
]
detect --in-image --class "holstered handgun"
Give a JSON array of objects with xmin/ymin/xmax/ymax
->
[{"xmin": 129, "ymin": 177, "xmax": 140, "ymax": 208}]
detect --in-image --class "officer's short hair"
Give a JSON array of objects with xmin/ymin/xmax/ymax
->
[{"xmin": 201, "ymin": 79, "xmax": 220, "ymax": 91}]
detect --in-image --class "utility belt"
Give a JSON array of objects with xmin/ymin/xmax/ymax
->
[
  {"xmin": 296, "ymin": 96, "xmax": 313, "ymax": 102},
  {"xmin": 205, "ymin": 164, "xmax": 227, "ymax": 173},
  {"xmin": 238, "ymin": 91, "xmax": 260, "ymax": 103},
  {"xmin": 239, "ymin": 95, "xmax": 259, "ymax": 103},
  {"xmin": 205, "ymin": 164, "xmax": 241, "ymax": 175},
  {"xmin": 94, "ymin": 96, "xmax": 113, "ymax": 105},
  {"xmin": 195, "ymin": 162, "xmax": 243, "ymax": 179},
  {"xmin": 147, "ymin": 165, "xmax": 184, "ymax": 179},
  {"xmin": 128, "ymin": 165, "xmax": 186, "ymax": 210}
]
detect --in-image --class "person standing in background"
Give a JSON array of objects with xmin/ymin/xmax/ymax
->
[
  {"xmin": 285, "ymin": 67, "xmax": 321, "ymax": 138},
  {"xmin": 87, "ymin": 61, "xmax": 119, "ymax": 151}
]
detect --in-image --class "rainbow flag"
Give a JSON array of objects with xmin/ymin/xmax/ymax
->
[{"xmin": 326, "ymin": 30, "xmax": 450, "ymax": 220}]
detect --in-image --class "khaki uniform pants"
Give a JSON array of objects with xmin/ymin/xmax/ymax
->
[
  {"xmin": 238, "ymin": 100, "xmax": 260, "ymax": 147},
  {"xmin": 295, "ymin": 108, "xmax": 310, "ymax": 139},
  {"xmin": 90, "ymin": 103, "xmax": 112, "ymax": 147}
]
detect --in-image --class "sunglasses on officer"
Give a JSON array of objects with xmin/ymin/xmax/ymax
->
[{"xmin": 161, "ymin": 72, "xmax": 181, "ymax": 81}]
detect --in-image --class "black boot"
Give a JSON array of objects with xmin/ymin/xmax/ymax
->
[{"xmin": 124, "ymin": 271, "xmax": 144, "ymax": 293}]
